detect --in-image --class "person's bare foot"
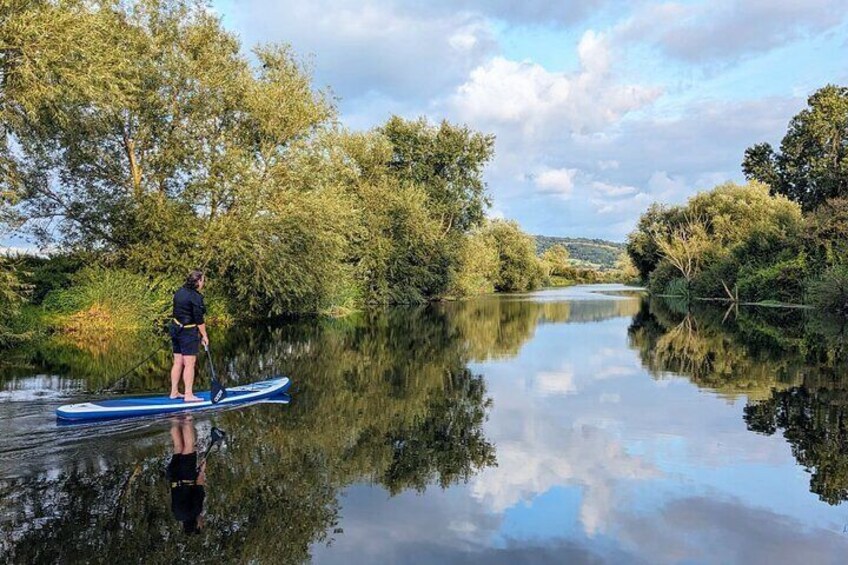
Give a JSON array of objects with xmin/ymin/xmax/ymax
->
[
  {"xmin": 169, "ymin": 392, "xmax": 184, "ymax": 399},
  {"xmin": 184, "ymin": 395, "xmax": 203, "ymax": 402}
]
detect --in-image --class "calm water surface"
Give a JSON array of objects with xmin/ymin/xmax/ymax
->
[{"xmin": 2, "ymin": 284, "xmax": 848, "ymax": 563}]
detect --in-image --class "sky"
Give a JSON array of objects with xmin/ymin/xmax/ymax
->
[{"xmin": 209, "ymin": 0, "xmax": 848, "ymax": 241}]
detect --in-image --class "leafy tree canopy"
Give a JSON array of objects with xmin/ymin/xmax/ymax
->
[{"xmin": 743, "ymin": 84, "xmax": 848, "ymax": 211}]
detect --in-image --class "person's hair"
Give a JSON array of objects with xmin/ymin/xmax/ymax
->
[{"xmin": 184, "ymin": 270, "xmax": 204, "ymax": 290}]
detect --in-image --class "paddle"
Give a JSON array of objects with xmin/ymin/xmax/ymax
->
[
  {"xmin": 203, "ymin": 343, "xmax": 227, "ymax": 404},
  {"xmin": 196, "ymin": 426, "xmax": 226, "ymax": 472}
]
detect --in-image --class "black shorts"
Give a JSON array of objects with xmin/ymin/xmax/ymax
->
[
  {"xmin": 167, "ymin": 453, "xmax": 204, "ymax": 523},
  {"xmin": 170, "ymin": 324, "xmax": 200, "ymax": 356},
  {"xmin": 167, "ymin": 452, "xmax": 199, "ymax": 482}
]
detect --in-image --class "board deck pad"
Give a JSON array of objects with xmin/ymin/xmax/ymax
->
[{"xmin": 56, "ymin": 377, "xmax": 290, "ymax": 421}]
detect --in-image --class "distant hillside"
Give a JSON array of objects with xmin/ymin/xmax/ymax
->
[{"xmin": 534, "ymin": 236, "xmax": 626, "ymax": 269}]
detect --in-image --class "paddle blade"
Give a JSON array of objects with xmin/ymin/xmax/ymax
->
[
  {"xmin": 211, "ymin": 379, "xmax": 227, "ymax": 404},
  {"xmin": 210, "ymin": 426, "xmax": 226, "ymax": 444}
]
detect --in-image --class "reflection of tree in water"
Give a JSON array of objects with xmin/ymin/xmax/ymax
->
[
  {"xmin": 0, "ymin": 307, "xmax": 497, "ymax": 563},
  {"xmin": 629, "ymin": 296, "xmax": 848, "ymax": 505},
  {"xmin": 627, "ymin": 298, "xmax": 818, "ymax": 399},
  {"xmin": 440, "ymin": 295, "xmax": 640, "ymax": 362},
  {"xmin": 383, "ymin": 368, "xmax": 496, "ymax": 494},
  {"xmin": 745, "ymin": 376, "xmax": 848, "ymax": 506}
]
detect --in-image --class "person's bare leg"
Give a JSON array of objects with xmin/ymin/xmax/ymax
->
[
  {"xmin": 170, "ymin": 354, "xmax": 185, "ymax": 399},
  {"xmin": 180, "ymin": 418, "xmax": 196, "ymax": 454},
  {"xmin": 170, "ymin": 419, "xmax": 184, "ymax": 454},
  {"xmin": 183, "ymin": 356, "xmax": 202, "ymax": 402}
]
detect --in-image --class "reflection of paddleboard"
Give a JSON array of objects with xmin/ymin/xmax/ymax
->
[{"xmin": 56, "ymin": 377, "xmax": 290, "ymax": 421}]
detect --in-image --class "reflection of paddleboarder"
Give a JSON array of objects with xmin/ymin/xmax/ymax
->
[{"xmin": 166, "ymin": 417, "xmax": 225, "ymax": 535}]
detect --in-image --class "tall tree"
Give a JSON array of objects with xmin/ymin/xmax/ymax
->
[
  {"xmin": 541, "ymin": 243, "xmax": 570, "ymax": 277},
  {"xmin": 379, "ymin": 116, "xmax": 495, "ymax": 236},
  {"xmin": 742, "ymin": 85, "xmax": 848, "ymax": 211}
]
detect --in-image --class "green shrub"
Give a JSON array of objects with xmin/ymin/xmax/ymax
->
[
  {"xmin": 486, "ymin": 220, "xmax": 546, "ymax": 292},
  {"xmin": 807, "ymin": 265, "xmax": 848, "ymax": 315},
  {"xmin": 665, "ymin": 278, "xmax": 691, "ymax": 300},
  {"xmin": 803, "ymin": 198, "xmax": 848, "ymax": 273},
  {"xmin": 690, "ymin": 255, "xmax": 740, "ymax": 299},
  {"xmin": 647, "ymin": 261, "xmax": 679, "ymax": 295},
  {"xmin": 737, "ymin": 255, "xmax": 808, "ymax": 304},
  {"xmin": 20, "ymin": 253, "xmax": 86, "ymax": 304},
  {"xmin": 1, "ymin": 257, "xmax": 28, "ymax": 346},
  {"xmin": 42, "ymin": 267, "xmax": 174, "ymax": 333},
  {"xmin": 448, "ymin": 228, "xmax": 499, "ymax": 297}
]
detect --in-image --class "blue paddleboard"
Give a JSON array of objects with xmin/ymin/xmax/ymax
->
[{"xmin": 56, "ymin": 377, "xmax": 290, "ymax": 421}]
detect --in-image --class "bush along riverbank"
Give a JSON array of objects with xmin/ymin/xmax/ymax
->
[
  {"xmin": 626, "ymin": 84, "xmax": 848, "ymax": 311},
  {"xmin": 0, "ymin": 222, "xmax": 635, "ymax": 348}
]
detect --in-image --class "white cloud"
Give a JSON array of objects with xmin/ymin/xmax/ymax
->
[
  {"xmin": 486, "ymin": 207, "xmax": 506, "ymax": 220},
  {"xmin": 449, "ymin": 31, "xmax": 662, "ymax": 138},
  {"xmin": 617, "ymin": 0, "xmax": 848, "ymax": 64},
  {"xmin": 647, "ymin": 171, "xmax": 686, "ymax": 194},
  {"xmin": 215, "ymin": 1, "xmax": 838, "ymax": 240},
  {"xmin": 535, "ymin": 168, "xmax": 578, "ymax": 199},
  {"xmin": 448, "ymin": 0, "xmax": 611, "ymax": 27},
  {"xmin": 591, "ymin": 181, "xmax": 638, "ymax": 198},
  {"xmin": 221, "ymin": 0, "xmax": 498, "ymax": 104},
  {"xmin": 599, "ymin": 392, "xmax": 621, "ymax": 403}
]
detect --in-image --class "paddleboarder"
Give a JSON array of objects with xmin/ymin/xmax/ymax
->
[{"xmin": 169, "ymin": 270, "xmax": 209, "ymax": 402}]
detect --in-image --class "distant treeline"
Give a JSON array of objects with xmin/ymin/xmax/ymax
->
[
  {"xmin": 627, "ymin": 84, "xmax": 848, "ymax": 311},
  {"xmin": 534, "ymin": 236, "xmax": 625, "ymax": 269}
]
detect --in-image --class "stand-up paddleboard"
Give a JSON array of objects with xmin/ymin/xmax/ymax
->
[{"xmin": 56, "ymin": 377, "xmax": 290, "ymax": 421}]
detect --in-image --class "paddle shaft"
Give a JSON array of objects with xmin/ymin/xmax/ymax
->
[
  {"xmin": 204, "ymin": 343, "xmax": 227, "ymax": 404},
  {"xmin": 204, "ymin": 343, "xmax": 219, "ymax": 383},
  {"xmin": 196, "ymin": 428, "xmax": 225, "ymax": 472}
]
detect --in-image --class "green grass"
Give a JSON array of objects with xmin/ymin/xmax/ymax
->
[{"xmin": 42, "ymin": 267, "xmax": 174, "ymax": 333}]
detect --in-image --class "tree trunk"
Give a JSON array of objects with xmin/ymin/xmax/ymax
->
[{"xmin": 122, "ymin": 128, "xmax": 142, "ymax": 198}]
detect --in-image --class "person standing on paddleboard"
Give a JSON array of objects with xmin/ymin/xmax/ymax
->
[{"xmin": 169, "ymin": 270, "xmax": 209, "ymax": 402}]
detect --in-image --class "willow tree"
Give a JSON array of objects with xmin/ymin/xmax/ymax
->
[
  {"xmin": 1, "ymin": 0, "xmax": 348, "ymax": 314},
  {"xmin": 652, "ymin": 214, "xmax": 712, "ymax": 288},
  {"xmin": 379, "ymin": 116, "xmax": 495, "ymax": 237}
]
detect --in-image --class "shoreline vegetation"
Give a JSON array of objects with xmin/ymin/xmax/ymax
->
[
  {"xmin": 626, "ymin": 84, "xmax": 848, "ymax": 314},
  {"xmin": 9, "ymin": 3, "xmax": 844, "ymax": 352},
  {"xmin": 0, "ymin": 0, "xmax": 635, "ymax": 348}
]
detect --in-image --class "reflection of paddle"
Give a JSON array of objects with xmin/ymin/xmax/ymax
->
[
  {"xmin": 197, "ymin": 426, "xmax": 226, "ymax": 472},
  {"xmin": 203, "ymin": 344, "xmax": 227, "ymax": 404}
]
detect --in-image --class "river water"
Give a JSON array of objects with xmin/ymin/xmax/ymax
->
[{"xmin": 1, "ymin": 284, "xmax": 847, "ymax": 563}]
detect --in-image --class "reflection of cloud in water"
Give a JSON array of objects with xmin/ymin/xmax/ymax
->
[
  {"xmin": 593, "ymin": 364, "xmax": 638, "ymax": 380},
  {"xmin": 471, "ymin": 425, "xmax": 661, "ymax": 535},
  {"xmin": 616, "ymin": 496, "xmax": 848, "ymax": 564},
  {"xmin": 534, "ymin": 368, "xmax": 577, "ymax": 395},
  {"xmin": 0, "ymin": 376, "xmax": 82, "ymax": 400}
]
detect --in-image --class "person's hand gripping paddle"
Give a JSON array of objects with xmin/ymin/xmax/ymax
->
[{"xmin": 203, "ymin": 343, "xmax": 227, "ymax": 404}]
